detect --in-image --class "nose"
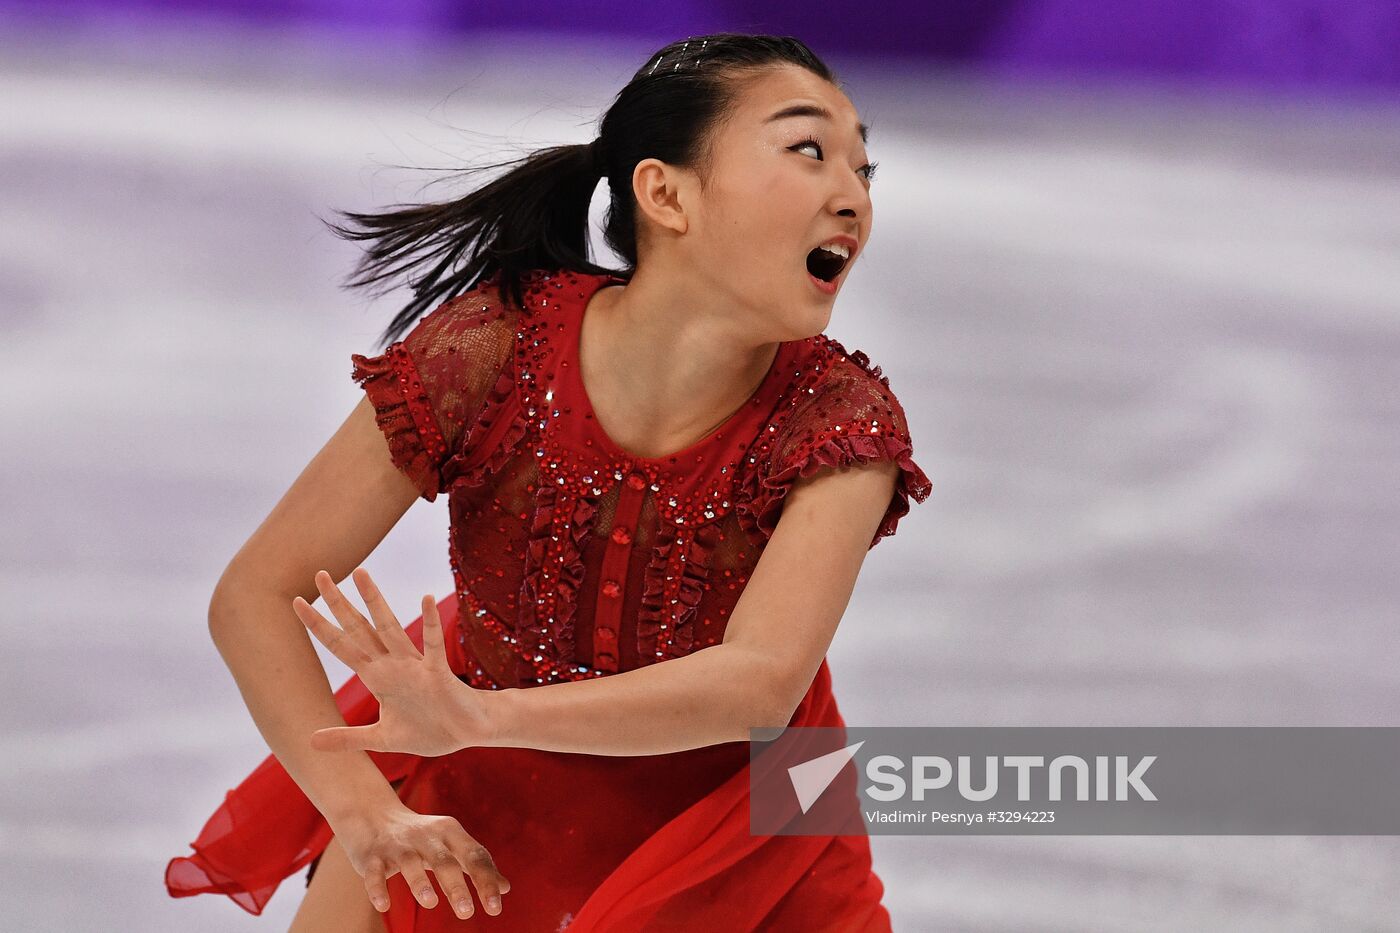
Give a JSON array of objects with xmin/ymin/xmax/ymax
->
[{"xmin": 828, "ymin": 169, "xmax": 870, "ymax": 222}]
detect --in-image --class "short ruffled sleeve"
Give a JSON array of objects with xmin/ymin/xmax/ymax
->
[
  {"xmin": 744, "ymin": 346, "xmax": 933, "ymax": 550},
  {"xmin": 350, "ymin": 277, "xmax": 516, "ymax": 502}
]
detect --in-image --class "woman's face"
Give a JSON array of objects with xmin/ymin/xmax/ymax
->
[{"xmin": 688, "ymin": 64, "xmax": 875, "ymax": 334}]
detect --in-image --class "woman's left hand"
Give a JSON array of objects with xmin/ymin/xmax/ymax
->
[{"xmin": 292, "ymin": 567, "xmax": 496, "ymax": 757}]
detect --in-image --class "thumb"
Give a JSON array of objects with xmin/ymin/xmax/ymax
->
[{"xmin": 309, "ymin": 724, "xmax": 381, "ymax": 753}]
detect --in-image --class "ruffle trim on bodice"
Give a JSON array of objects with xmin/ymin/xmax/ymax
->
[
  {"xmin": 440, "ymin": 361, "xmax": 530, "ymax": 490},
  {"xmin": 737, "ymin": 429, "xmax": 933, "ymax": 549},
  {"xmin": 825, "ymin": 338, "xmax": 893, "ymax": 391},
  {"xmin": 519, "ymin": 483, "xmax": 602, "ymax": 681},
  {"xmin": 638, "ymin": 522, "xmax": 720, "ymax": 661},
  {"xmin": 350, "ymin": 345, "xmax": 451, "ymax": 502},
  {"xmin": 732, "ymin": 334, "xmax": 934, "ymax": 550}
]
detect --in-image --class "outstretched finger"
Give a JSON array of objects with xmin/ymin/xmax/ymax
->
[
  {"xmin": 292, "ymin": 596, "xmax": 373, "ymax": 669},
  {"xmin": 423, "ymin": 842, "xmax": 475, "ymax": 920},
  {"xmin": 450, "ymin": 836, "xmax": 511, "ymax": 917},
  {"xmin": 352, "ymin": 567, "xmax": 421, "ymax": 657},
  {"xmin": 396, "ymin": 856, "xmax": 440, "ymax": 910},
  {"xmin": 315, "ymin": 570, "xmax": 389, "ymax": 656},
  {"xmin": 420, "ymin": 595, "xmax": 451, "ymax": 672},
  {"xmin": 362, "ymin": 857, "xmax": 391, "ymax": 913}
]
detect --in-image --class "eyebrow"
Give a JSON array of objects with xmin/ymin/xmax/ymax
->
[{"xmin": 763, "ymin": 103, "xmax": 869, "ymax": 145}]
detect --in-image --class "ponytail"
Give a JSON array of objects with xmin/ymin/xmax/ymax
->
[{"xmin": 323, "ymin": 139, "xmax": 614, "ymax": 346}]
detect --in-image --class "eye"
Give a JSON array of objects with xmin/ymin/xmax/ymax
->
[
  {"xmin": 789, "ymin": 135, "xmax": 878, "ymax": 184},
  {"xmin": 790, "ymin": 135, "xmax": 825, "ymax": 160}
]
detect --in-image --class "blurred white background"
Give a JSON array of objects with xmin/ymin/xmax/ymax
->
[{"xmin": 3, "ymin": 12, "xmax": 1400, "ymax": 932}]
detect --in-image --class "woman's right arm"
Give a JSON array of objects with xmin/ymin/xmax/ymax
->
[
  {"xmin": 207, "ymin": 396, "xmax": 509, "ymax": 919},
  {"xmin": 208, "ymin": 396, "xmax": 420, "ymax": 823}
]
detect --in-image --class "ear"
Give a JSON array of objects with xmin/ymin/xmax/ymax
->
[{"xmin": 631, "ymin": 157, "xmax": 692, "ymax": 237}]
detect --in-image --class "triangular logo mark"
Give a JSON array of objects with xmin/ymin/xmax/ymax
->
[{"xmin": 787, "ymin": 740, "xmax": 865, "ymax": 813}]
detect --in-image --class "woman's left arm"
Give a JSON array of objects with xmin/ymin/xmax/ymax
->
[{"xmin": 483, "ymin": 459, "xmax": 902, "ymax": 756}]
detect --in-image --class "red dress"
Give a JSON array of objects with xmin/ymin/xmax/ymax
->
[{"xmin": 165, "ymin": 267, "xmax": 933, "ymax": 931}]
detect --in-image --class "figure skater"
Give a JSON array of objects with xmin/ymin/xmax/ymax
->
[{"xmin": 165, "ymin": 32, "xmax": 932, "ymax": 932}]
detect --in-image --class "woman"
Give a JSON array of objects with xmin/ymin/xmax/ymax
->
[{"xmin": 165, "ymin": 32, "xmax": 931, "ymax": 932}]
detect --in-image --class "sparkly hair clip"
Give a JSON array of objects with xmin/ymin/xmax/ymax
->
[{"xmin": 645, "ymin": 38, "xmax": 709, "ymax": 76}]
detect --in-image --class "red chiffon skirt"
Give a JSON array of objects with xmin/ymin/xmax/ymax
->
[{"xmin": 165, "ymin": 594, "xmax": 892, "ymax": 931}]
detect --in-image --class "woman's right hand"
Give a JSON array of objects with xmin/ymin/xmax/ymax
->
[{"xmin": 329, "ymin": 802, "xmax": 511, "ymax": 920}]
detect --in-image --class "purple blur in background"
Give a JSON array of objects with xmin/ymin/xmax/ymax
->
[{"xmin": 2, "ymin": 0, "xmax": 1399, "ymax": 95}]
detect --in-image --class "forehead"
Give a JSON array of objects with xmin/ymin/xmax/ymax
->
[{"xmin": 731, "ymin": 65, "xmax": 865, "ymax": 142}]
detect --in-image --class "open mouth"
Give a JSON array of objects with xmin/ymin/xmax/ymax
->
[{"xmin": 806, "ymin": 243, "xmax": 850, "ymax": 283}]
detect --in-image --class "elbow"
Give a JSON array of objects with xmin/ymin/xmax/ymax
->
[
  {"xmin": 207, "ymin": 566, "xmax": 241, "ymax": 639},
  {"xmin": 740, "ymin": 681, "xmax": 801, "ymax": 739},
  {"xmin": 206, "ymin": 563, "xmax": 254, "ymax": 643},
  {"xmin": 207, "ymin": 586, "xmax": 232, "ymax": 644},
  {"xmin": 725, "ymin": 647, "xmax": 804, "ymax": 739}
]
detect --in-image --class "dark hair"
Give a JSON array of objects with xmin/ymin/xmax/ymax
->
[{"xmin": 323, "ymin": 33, "xmax": 839, "ymax": 346}]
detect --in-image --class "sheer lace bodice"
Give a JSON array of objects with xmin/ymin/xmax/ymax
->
[{"xmin": 351, "ymin": 267, "xmax": 932, "ymax": 690}]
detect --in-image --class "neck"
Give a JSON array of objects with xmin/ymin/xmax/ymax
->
[{"xmin": 580, "ymin": 268, "xmax": 781, "ymax": 459}]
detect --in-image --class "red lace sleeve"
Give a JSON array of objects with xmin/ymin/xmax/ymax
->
[
  {"xmin": 350, "ymin": 278, "xmax": 515, "ymax": 502},
  {"xmin": 747, "ymin": 345, "xmax": 932, "ymax": 550}
]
